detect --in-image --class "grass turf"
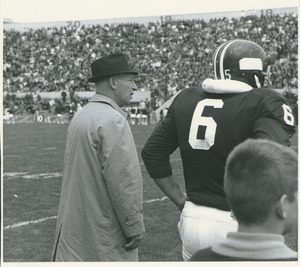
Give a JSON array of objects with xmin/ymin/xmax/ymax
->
[{"xmin": 2, "ymin": 123, "xmax": 298, "ymax": 261}]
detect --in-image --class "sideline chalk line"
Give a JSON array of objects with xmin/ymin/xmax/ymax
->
[
  {"xmin": 4, "ymin": 216, "xmax": 58, "ymax": 230},
  {"xmin": 3, "ymin": 197, "xmax": 169, "ymax": 230},
  {"xmin": 3, "ymin": 172, "xmax": 62, "ymax": 180},
  {"xmin": 3, "ymin": 157, "xmax": 182, "ymax": 179}
]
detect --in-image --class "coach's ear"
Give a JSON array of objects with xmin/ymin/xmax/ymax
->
[{"xmin": 109, "ymin": 76, "xmax": 117, "ymax": 90}]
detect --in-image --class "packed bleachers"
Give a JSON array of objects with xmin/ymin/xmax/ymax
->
[{"xmin": 3, "ymin": 11, "xmax": 298, "ymax": 119}]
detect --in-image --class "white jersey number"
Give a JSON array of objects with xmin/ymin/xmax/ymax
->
[
  {"xmin": 189, "ymin": 99, "xmax": 224, "ymax": 150},
  {"xmin": 282, "ymin": 104, "xmax": 295, "ymax": 126}
]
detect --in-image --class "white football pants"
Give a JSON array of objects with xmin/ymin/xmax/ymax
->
[{"xmin": 178, "ymin": 201, "xmax": 238, "ymax": 261}]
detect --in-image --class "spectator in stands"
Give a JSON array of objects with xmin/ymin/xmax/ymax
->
[
  {"xmin": 3, "ymin": 11, "xmax": 298, "ymax": 116},
  {"xmin": 52, "ymin": 53, "xmax": 145, "ymax": 262},
  {"xmin": 190, "ymin": 138, "xmax": 298, "ymax": 261}
]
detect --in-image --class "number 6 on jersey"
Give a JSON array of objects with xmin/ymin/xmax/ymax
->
[{"xmin": 189, "ymin": 99, "xmax": 224, "ymax": 150}]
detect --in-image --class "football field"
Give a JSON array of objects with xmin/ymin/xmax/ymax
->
[{"xmin": 2, "ymin": 123, "xmax": 298, "ymax": 262}]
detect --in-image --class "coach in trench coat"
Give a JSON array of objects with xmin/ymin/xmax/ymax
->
[{"xmin": 51, "ymin": 53, "xmax": 145, "ymax": 261}]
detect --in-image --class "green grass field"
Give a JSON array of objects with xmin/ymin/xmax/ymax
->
[{"xmin": 2, "ymin": 123, "xmax": 298, "ymax": 262}]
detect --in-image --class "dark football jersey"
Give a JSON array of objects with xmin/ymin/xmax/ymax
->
[{"xmin": 142, "ymin": 87, "xmax": 296, "ymax": 211}]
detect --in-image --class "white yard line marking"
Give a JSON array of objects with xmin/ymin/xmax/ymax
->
[
  {"xmin": 3, "ymin": 172, "xmax": 62, "ymax": 180},
  {"xmin": 4, "ymin": 158, "xmax": 182, "ymax": 178},
  {"xmin": 3, "ymin": 216, "xmax": 58, "ymax": 230},
  {"xmin": 3, "ymin": 172, "xmax": 28, "ymax": 177},
  {"xmin": 139, "ymin": 158, "xmax": 181, "ymax": 166},
  {"xmin": 3, "ymin": 197, "xmax": 169, "ymax": 230},
  {"xmin": 143, "ymin": 196, "xmax": 168, "ymax": 203}
]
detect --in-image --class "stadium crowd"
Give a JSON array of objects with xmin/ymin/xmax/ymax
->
[{"xmin": 3, "ymin": 11, "xmax": 298, "ymax": 118}]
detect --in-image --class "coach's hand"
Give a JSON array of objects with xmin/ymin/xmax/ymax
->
[{"xmin": 125, "ymin": 233, "xmax": 144, "ymax": 251}]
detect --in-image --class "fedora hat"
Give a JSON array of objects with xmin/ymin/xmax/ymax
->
[{"xmin": 88, "ymin": 53, "xmax": 139, "ymax": 83}]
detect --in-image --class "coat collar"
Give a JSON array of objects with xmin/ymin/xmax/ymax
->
[{"xmin": 89, "ymin": 94, "xmax": 127, "ymax": 118}]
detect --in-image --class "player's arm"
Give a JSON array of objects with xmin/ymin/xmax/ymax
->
[
  {"xmin": 153, "ymin": 175, "xmax": 188, "ymax": 211},
  {"xmin": 253, "ymin": 117, "xmax": 295, "ymax": 146},
  {"xmin": 141, "ymin": 105, "xmax": 187, "ymax": 209},
  {"xmin": 141, "ymin": 106, "xmax": 179, "ymax": 178},
  {"xmin": 253, "ymin": 96, "xmax": 296, "ymax": 146}
]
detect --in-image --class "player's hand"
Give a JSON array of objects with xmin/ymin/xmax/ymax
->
[
  {"xmin": 124, "ymin": 233, "xmax": 144, "ymax": 251},
  {"xmin": 176, "ymin": 194, "xmax": 189, "ymax": 211}
]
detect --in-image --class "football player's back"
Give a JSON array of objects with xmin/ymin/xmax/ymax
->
[{"xmin": 170, "ymin": 86, "xmax": 295, "ymax": 210}]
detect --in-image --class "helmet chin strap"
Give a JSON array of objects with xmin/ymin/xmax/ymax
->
[{"xmin": 254, "ymin": 75, "xmax": 261, "ymax": 88}]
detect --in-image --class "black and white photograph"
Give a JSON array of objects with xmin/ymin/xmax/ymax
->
[{"xmin": 1, "ymin": 0, "xmax": 299, "ymax": 265}]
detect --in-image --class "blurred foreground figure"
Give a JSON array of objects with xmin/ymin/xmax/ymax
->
[{"xmin": 191, "ymin": 138, "xmax": 298, "ymax": 261}]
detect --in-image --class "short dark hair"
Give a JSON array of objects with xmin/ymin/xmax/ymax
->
[{"xmin": 224, "ymin": 139, "xmax": 298, "ymax": 225}]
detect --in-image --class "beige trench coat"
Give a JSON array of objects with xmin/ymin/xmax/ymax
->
[{"xmin": 51, "ymin": 94, "xmax": 145, "ymax": 261}]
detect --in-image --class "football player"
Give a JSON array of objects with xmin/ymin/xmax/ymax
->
[{"xmin": 141, "ymin": 40, "xmax": 296, "ymax": 261}]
